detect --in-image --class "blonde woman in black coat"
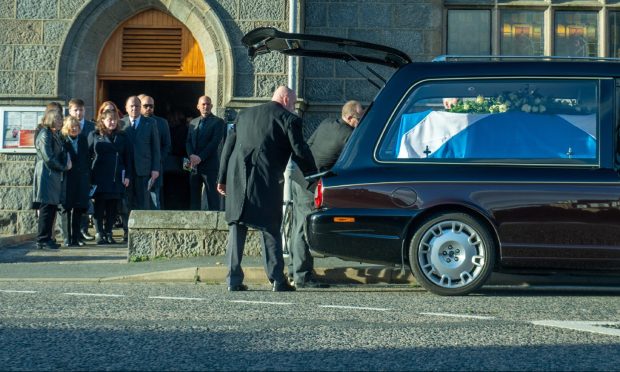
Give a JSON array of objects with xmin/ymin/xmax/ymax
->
[
  {"xmin": 59, "ymin": 116, "xmax": 90, "ymax": 247},
  {"xmin": 32, "ymin": 109, "xmax": 72, "ymax": 250},
  {"xmin": 88, "ymin": 109, "xmax": 132, "ymax": 245}
]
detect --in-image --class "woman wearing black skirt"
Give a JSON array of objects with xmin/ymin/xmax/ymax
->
[{"xmin": 88, "ymin": 109, "xmax": 131, "ymax": 245}]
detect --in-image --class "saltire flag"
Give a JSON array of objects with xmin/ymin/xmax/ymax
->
[{"xmin": 397, "ymin": 111, "xmax": 596, "ymax": 160}]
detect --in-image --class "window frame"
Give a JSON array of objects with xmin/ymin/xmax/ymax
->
[
  {"xmin": 374, "ymin": 76, "xmax": 604, "ymax": 168},
  {"xmin": 445, "ymin": 5, "xmax": 614, "ymax": 57}
]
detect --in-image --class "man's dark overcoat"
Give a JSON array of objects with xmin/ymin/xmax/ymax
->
[
  {"xmin": 218, "ymin": 101, "xmax": 316, "ymax": 231},
  {"xmin": 62, "ymin": 135, "xmax": 90, "ymax": 209}
]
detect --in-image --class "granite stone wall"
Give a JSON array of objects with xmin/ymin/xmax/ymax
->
[
  {"xmin": 127, "ymin": 210, "xmax": 263, "ymax": 261},
  {"xmin": 0, "ymin": 153, "xmax": 37, "ymax": 236},
  {"xmin": 298, "ymin": 0, "xmax": 443, "ymax": 134}
]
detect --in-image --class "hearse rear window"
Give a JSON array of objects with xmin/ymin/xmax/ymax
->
[{"xmin": 377, "ymin": 79, "xmax": 599, "ymax": 165}]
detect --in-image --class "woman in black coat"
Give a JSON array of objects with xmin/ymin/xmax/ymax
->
[
  {"xmin": 59, "ymin": 116, "xmax": 90, "ymax": 246},
  {"xmin": 88, "ymin": 109, "xmax": 132, "ymax": 244},
  {"xmin": 32, "ymin": 108, "xmax": 71, "ymax": 250}
]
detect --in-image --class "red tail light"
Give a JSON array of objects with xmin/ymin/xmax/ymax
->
[{"xmin": 314, "ymin": 178, "xmax": 323, "ymax": 209}]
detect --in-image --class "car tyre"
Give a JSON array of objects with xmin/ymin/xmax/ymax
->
[{"xmin": 409, "ymin": 212, "xmax": 495, "ymax": 296}]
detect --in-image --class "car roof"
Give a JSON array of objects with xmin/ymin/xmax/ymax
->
[{"xmin": 395, "ymin": 60, "xmax": 620, "ymax": 80}]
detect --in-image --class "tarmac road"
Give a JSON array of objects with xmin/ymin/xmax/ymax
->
[{"xmin": 1, "ymin": 281, "xmax": 619, "ymax": 371}]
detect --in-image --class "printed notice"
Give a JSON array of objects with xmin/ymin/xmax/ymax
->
[{"xmin": 1, "ymin": 107, "xmax": 46, "ymax": 151}]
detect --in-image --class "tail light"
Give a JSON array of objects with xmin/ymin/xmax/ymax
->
[{"xmin": 314, "ymin": 178, "xmax": 323, "ymax": 209}]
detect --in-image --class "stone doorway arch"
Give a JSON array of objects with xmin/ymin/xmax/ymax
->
[{"xmin": 58, "ymin": 0, "xmax": 234, "ymax": 116}]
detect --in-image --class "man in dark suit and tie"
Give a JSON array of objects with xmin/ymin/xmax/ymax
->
[
  {"xmin": 121, "ymin": 96, "xmax": 161, "ymax": 211},
  {"xmin": 68, "ymin": 98, "xmax": 96, "ymax": 241},
  {"xmin": 186, "ymin": 95, "xmax": 227, "ymax": 211},
  {"xmin": 140, "ymin": 95, "xmax": 171, "ymax": 210},
  {"xmin": 217, "ymin": 86, "xmax": 316, "ymax": 292}
]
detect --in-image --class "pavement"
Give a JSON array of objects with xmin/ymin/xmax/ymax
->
[
  {"xmin": 0, "ymin": 232, "xmax": 412, "ymax": 285},
  {"xmin": 2, "ymin": 232, "xmax": 620, "ymax": 288}
]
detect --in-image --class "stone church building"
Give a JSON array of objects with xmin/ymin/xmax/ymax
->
[{"xmin": 1, "ymin": 0, "xmax": 618, "ymax": 236}]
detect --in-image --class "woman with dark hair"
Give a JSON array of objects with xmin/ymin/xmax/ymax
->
[
  {"xmin": 59, "ymin": 116, "xmax": 90, "ymax": 246},
  {"xmin": 32, "ymin": 108, "xmax": 72, "ymax": 250},
  {"xmin": 88, "ymin": 109, "xmax": 131, "ymax": 244}
]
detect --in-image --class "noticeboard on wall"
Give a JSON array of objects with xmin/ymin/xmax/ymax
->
[{"xmin": 0, "ymin": 106, "xmax": 46, "ymax": 153}]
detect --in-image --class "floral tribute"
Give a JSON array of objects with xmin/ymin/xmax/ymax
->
[{"xmin": 447, "ymin": 87, "xmax": 585, "ymax": 114}]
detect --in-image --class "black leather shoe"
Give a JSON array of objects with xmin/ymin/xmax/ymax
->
[
  {"xmin": 81, "ymin": 230, "xmax": 95, "ymax": 241},
  {"xmin": 273, "ymin": 281, "xmax": 296, "ymax": 292},
  {"xmin": 106, "ymin": 234, "xmax": 117, "ymax": 244},
  {"xmin": 228, "ymin": 284, "xmax": 249, "ymax": 292},
  {"xmin": 72, "ymin": 239, "xmax": 85, "ymax": 247},
  {"xmin": 296, "ymin": 280, "xmax": 330, "ymax": 289},
  {"xmin": 42, "ymin": 241, "xmax": 60, "ymax": 250}
]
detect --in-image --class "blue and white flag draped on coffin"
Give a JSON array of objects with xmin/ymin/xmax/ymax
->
[{"xmin": 396, "ymin": 111, "xmax": 596, "ymax": 160}]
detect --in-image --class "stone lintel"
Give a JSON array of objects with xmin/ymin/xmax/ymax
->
[{"xmin": 128, "ymin": 210, "xmax": 220, "ymax": 230}]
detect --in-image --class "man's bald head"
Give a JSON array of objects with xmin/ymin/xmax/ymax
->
[
  {"xmin": 125, "ymin": 96, "xmax": 141, "ymax": 119},
  {"xmin": 271, "ymin": 86, "xmax": 297, "ymax": 113},
  {"xmin": 341, "ymin": 100, "xmax": 364, "ymax": 128},
  {"xmin": 140, "ymin": 95, "xmax": 155, "ymax": 117}
]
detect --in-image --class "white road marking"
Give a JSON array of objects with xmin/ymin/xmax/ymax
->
[
  {"xmin": 420, "ymin": 312, "xmax": 495, "ymax": 320},
  {"xmin": 229, "ymin": 300, "xmax": 293, "ymax": 306},
  {"xmin": 319, "ymin": 305, "xmax": 391, "ymax": 311},
  {"xmin": 63, "ymin": 292, "xmax": 125, "ymax": 298},
  {"xmin": 149, "ymin": 296, "xmax": 205, "ymax": 301},
  {"xmin": 532, "ymin": 321, "xmax": 620, "ymax": 337},
  {"xmin": 0, "ymin": 289, "xmax": 37, "ymax": 293}
]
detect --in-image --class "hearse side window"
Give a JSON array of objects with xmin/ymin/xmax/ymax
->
[{"xmin": 377, "ymin": 79, "xmax": 599, "ymax": 165}]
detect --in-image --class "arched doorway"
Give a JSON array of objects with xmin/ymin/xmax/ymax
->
[{"xmin": 97, "ymin": 9, "xmax": 206, "ymax": 210}]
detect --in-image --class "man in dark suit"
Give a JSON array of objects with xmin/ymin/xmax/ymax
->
[
  {"xmin": 287, "ymin": 100, "xmax": 363, "ymax": 288},
  {"xmin": 121, "ymin": 96, "xmax": 161, "ymax": 211},
  {"xmin": 187, "ymin": 95, "xmax": 227, "ymax": 211},
  {"xmin": 68, "ymin": 98, "xmax": 96, "ymax": 241},
  {"xmin": 140, "ymin": 95, "xmax": 171, "ymax": 210},
  {"xmin": 217, "ymin": 86, "xmax": 316, "ymax": 292}
]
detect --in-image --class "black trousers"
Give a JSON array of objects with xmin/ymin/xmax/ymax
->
[
  {"xmin": 94, "ymin": 198, "xmax": 118, "ymax": 235},
  {"xmin": 37, "ymin": 204, "xmax": 58, "ymax": 243},
  {"xmin": 287, "ymin": 181, "xmax": 315, "ymax": 285},
  {"xmin": 59, "ymin": 207, "xmax": 86, "ymax": 243},
  {"xmin": 226, "ymin": 223, "xmax": 287, "ymax": 287},
  {"xmin": 189, "ymin": 171, "xmax": 221, "ymax": 211},
  {"xmin": 80, "ymin": 199, "xmax": 93, "ymax": 233},
  {"xmin": 128, "ymin": 175, "xmax": 150, "ymax": 210}
]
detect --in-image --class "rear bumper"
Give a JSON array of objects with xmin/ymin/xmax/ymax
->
[{"xmin": 305, "ymin": 208, "xmax": 416, "ymax": 264}]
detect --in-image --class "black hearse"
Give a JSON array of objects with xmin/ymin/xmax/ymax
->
[{"xmin": 243, "ymin": 27, "xmax": 620, "ymax": 295}]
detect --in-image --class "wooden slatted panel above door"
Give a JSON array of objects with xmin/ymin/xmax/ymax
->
[
  {"xmin": 122, "ymin": 27, "xmax": 182, "ymax": 70},
  {"xmin": 97, "ymin": 9, "xmax": 205, "ymax": 80}
]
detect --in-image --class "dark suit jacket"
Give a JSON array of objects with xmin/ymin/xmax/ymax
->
[
  {"xmin": 307, "ymin": 118, "xmax": 353, "ymax": 171},
  {"xmin": 218, "ymin": 101, "xmax": 316, "ymax": 231},
  {"xmin": 80, "ymin": 120, "xmax": 95, "ymax": 140},
  {"xmin": 186, "ymin": 114, "xmax": 226, "ymax": 173},
  {"xmin": 152, "ymin": 115, "xmax": 171, "ymax": 161},
  {"xmin": 120, "ymin": 115, "xmax": 161, "ymax": 177},
  {"xmin": 151, "ymin": 115, "xmax": 171, "ymax": 189}
]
